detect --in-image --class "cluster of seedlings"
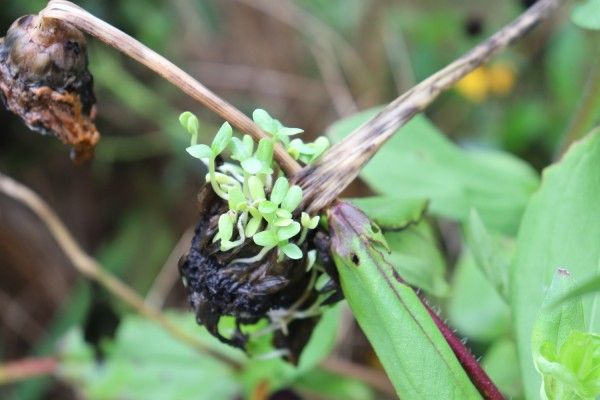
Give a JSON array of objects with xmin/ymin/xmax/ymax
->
[{"xmin": 177, "ymin": 110, "xmax": 342, "ymax": 362}]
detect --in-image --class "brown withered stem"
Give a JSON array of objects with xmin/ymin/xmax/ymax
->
[
  {"xmin": 295, "ymin": 0, "xmax": 566, "ymax": 213},
  {"xmin": 39, "ymin": 0, "xmax": 301, "ymax": 176}
]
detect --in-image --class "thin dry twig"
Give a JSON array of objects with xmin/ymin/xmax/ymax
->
[
  {"xmin": 0, "ymin": 172, "xmax": 242, "ymax": 370},
  {"xmin": 40, "ymin": 0, "xmax": 301, "ymax": 176},
  {"xmin": 295, "ymin": 0, "xmax": 566, "ymax": 213},
  {"xmin": 145, "ymin": 227, "xmax": 194, "ymax": 309}
]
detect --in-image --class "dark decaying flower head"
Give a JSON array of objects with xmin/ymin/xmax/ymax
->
[
  {"xmin": 179, "ymin": 184, "xmax": 343, "ymax": 364},
  {"xmin": 0, "ymin": 14, "xmax": 99, "ymax": 162}
]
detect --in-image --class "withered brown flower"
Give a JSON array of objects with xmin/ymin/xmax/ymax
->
[
  {"xmin": 179, "ymin": 184, "xmax": 342, "ymax": 364},
  {"xmin": 0, "ymin": 14, "xmax": 99, "ymax": 162}
]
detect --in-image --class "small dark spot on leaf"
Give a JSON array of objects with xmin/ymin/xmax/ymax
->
[{"xmin": 351, "ymin": 253, "xmax": 360, "ymax": 266}]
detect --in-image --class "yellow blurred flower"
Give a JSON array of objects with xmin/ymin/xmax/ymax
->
[{"xmin": 454, "ymin": 63, "xmax": 516, "ymax": 102}]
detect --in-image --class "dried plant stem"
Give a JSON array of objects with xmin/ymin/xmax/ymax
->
[
  {"xmin": 0, "ymin": 172, "xmax": 242, "ymax": 370},
  {"xmin": 296, "ymin": 0, "xmax": 566, "ymax": 213},
  {"xmin": 0, "ymin": 357, "xmax": 58, "ymax": 385},
  {"xmin": 40, "ymin": 0, "xmax": 301, "ymax": 176}
]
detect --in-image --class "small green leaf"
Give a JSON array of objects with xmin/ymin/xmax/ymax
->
[
  {"xmin": 244, "ymin": 216, "xmax": 261, "ymax": 237},
  {"xmin": 248, "ymin": 176, "xmax": 265, "ymax": 201},
  {"xmin": 571, "ymin": 0, "xmax": 600, "ymax": 30},
  {"xmin": 277, "ymin": 221, "xmax": 301, "ymax": 241},
  {"xmin": 301, "ymin": 212, "xmax": 311, "ymax": 228},
  {"xmin": 241, "ymin": 157, "xmax": 263, "ymax": 174},
  {"xmin": 281, "ymin": 185, "xmax": 303, "ymax": 212},
  {"xmin": 281, "ymin": 243, "xmax": 303, "ymax": 260},
  {"xmin": 255, "ymin": 139, "xmax": 274, "ymax": 166},
  {"xmin": 186, "ymin": 144, "xmax": 213, "ymax": 159},
  {"xmin": 275, "ymin": 209, "xmax": 292, "ymax": 219},
  {"xmin": 217, "ymin": 214, "xmax": 234, "ymax": 243},
  {"xmin": 258, "ymin": 200, "xmax": 277, "ymax": 215},
  {"xmin": 179, "ymin": 111, "xmax": 199, "ymax": 135},
  {"xmin": 227, "ymin": 185, "xmax": 246, "ymax": 211},
  {"xmin": 252, "ymin": 109, "xmax": 276, "ymax": 133},
  {"xmin": 230, "ymin": 137, "xmax": 251, "ymax": 161},
  {"xmin": 278, "ymin": 127, "xmax": 304, "ymax": 136},
  {"xmin": 309, "ymin": 136, "xmax": 330, "ymax": 163},
  {"xmin": 253, "ymin": 230, "xmax": 278, "ymax": 247},
  {"xmin": 211, "ymin": 122, "xmax": 233, "ymax": 155},
  {"xmin": 270, "ymin": 177, "xmax": 289, "ymax": 205},
  {"xmin": 274, "ymin": 218, "xmax": 293, "ymax": 227}
]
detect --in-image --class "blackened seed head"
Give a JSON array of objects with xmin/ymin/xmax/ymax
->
[{"xmin": 464, "ymin": 15, "xmax": 484, "ymax": 37}]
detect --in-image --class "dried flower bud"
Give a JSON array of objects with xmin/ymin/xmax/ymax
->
[{"xmin": 0, "ymin": 14, "xmax": 99, "ymax": 162}]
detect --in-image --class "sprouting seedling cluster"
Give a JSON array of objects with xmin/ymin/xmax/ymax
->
[{"xmin": 179, "ymin": 109, "xmax": 326, "ymax": 262}]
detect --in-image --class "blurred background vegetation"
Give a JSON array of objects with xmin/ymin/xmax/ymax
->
[{"xmin": 0, "ymin": 0, "xmax": 596, "ymax": 399}]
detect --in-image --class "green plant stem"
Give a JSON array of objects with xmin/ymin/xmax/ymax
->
[
  {"xmin": 209, "ymin": 157, "xmax": 228, "ymax": 199},
  {"xmin": 0, "ymin": 172, "xmax": 243, "ymax": 371},
  {"xmin": 557, "ymin": 42, "xmax": 600, "ymax": 157}
]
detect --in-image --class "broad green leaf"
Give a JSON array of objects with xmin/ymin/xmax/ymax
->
[
  {"xmin": 244, "ymin": 216, "xmax": 261, "ymax": 237},
  {"xmin": 555, "ymin": 274, "xmax": 600, "ymax": 305},
  {"xmin": 385, "ymin": 220, "xmax": 450, "ymax": 297},
  {"xmin": 57, "ymin": 315, "xmax": 240, "ymax": 400},
  {"xmin": 227, "ymin": 185, "xmax": 246, "ymax": 211},
  {"xmin": 252, "ymin": 109, "xmax": 276, "ymax": 133},
  {"xmin": 571, "ymin": 0, "xmax": 600, "ymax": 30},
  {"xmin": 328, "ymin": 109, "xmax": 538, "ymax": 234},
  {"xmin": 230, "ymin": 137, "xmax": 251, "ymax": 161},
  {"xmin": 329, "ymin": 202, "xmax": 481, "ymax": 399},
  {"xmin": 511, "ymin": 131, "xmax": 600, "ymax": 399},
  {"xmin": 258, "ymin": 200, "xmax": 277, "ymax": 215},
  {"xmin": 349, "ymin": 196, "xmax": 428, "ymax": 230},
  {"xmin": 532, "ymin": 269, "xmax": 590, "ymax": 400},
  {"xmin": 482, "ymin": 339, "xmax": 523, "ymax": 399},
  {"xmin": 217, "ymin": 213, "xmax": 234, "ymax": 243},
  {"xmin": 448, "ymin": 250, "xmax": 511, "ymax": 342},
  {"xmin": 186, "ymin": 144, "xmax": 212, "ymax": 159},
  {"xmin": 255, "ymin": 138, "xmax": 274, "ymax": 166},
  {"xmin": 293, "ymin": 368, "xmax": 374, "ymax": 400},
  {"xmin": 466, "ymin": 209, "xmax": 512, "ymax": 301},
  {"xmin": 248, "ymin": 176, "xmax": 265, "ymax": 201}
]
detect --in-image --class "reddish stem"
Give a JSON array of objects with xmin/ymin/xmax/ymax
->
[
  {"xmin": 0, "ymin": 357, "xmax": 58, "ymax": 384},
  {"xmin": 421, "ymin": 299, "xmax": 504, "ymax": 400}
]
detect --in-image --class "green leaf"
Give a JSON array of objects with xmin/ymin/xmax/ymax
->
[
  {"xmin": 280, "ymin": 243, "xmax": 303, "ymax": 260},
  {"xmin": 482, "ymin": 339, "xmax": 523, "ymax": 399},
  {"xmin": 185, "ymin": 144, "xmax": 212, "ymax": 159},
  {"xmin": 448, "ymin": 250, "xmax": 510, "ymax": 342},
  {"xmin": 230, "ymin": 137, "xmax": 251, "ymax": 161},
  {"xmin": 571, "ymin": 0, "xmax": 600, "ymax": 30},
  {"xmin": 241, "ymin": 157, "xmax": 263, "ymax": 174},
  {"xmin": 258, "ymin": 200, "xmax": 277, "ymax": 215},
  {"xmin": 244, "ymin": 216, "xmax": 261, "ymax": 237},
  {"xmin": 329, "ymin": 202, "xmax": 481, "ymax": 399},
  {"xmin": 179, "ymin": 111, "xmax": 199, "ymax": 135},
  {"xmin": 555, "ymin": 274, "xmax": 600, "ymax": 306},
  {"xmin": 57, "ymin": 314, "xmax": 240, "ymax": 400},
  {"xmin": 255, "ymin": 138, "xmax": 274, "ymax": 167},
  {"xmin": 217, "ymin": 213, "xmax": 234, "ymax": 243},
  {"xmin": 270, "ymin": 177, "xmax": 289, "ymax": 205},
  {"xmin": 349, "ymin": 196, "xmax": 428, "ymax": 230},
  {"xmin": 227, "ymin": 185, "xmax": 246, "ymax": 211},
  {"xmin": 293, "ymin": 369, "xmax": 374, "ymax": 400},
  {"xmin": 252, "ymin": 109, "xmax": 276, "ymax": 133},
  {"xmin": 385, "ymin": 220, "xmax": 450, "ymax": 297},
  {"xmin": 511, "ymin": 131, "xmax": 600, "ymax": 399},
  {"xmin": 253, "ymin": 230, "xmax": 278, "ymax": 247},
  {"xmin": 281, "ymin": 185, "xmax": 303, "ymax": 212},
  {"xmin": 466, "ymin": 209, "xmax": 512, "ymax": 301},
  {"xmin": 277, "ymin": 222, "xmax": 301, "ymax": 241},
  {"xmin": 248, "ymin": 176, "xmax": 265, "ymax": 201},
  {"xmin": 329, "ymin": 109, "xmax": 538, "ymax": 234},
  {"xmin": 211, "ymin": 122, "xmax": 232, "ymax": 155},
  {"xmin": 278, "ymin": 127, "xmax": 304, "ymax": 136}
]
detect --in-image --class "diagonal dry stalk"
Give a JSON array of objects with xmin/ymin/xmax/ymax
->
[{"xmin": 295, "ymin": 0, "xmax": 566, "ymax": 213}]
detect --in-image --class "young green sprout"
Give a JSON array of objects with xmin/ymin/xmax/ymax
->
[{"xmin": 179, "ymin": 109, "xmax": 326, "ymax": 261}]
